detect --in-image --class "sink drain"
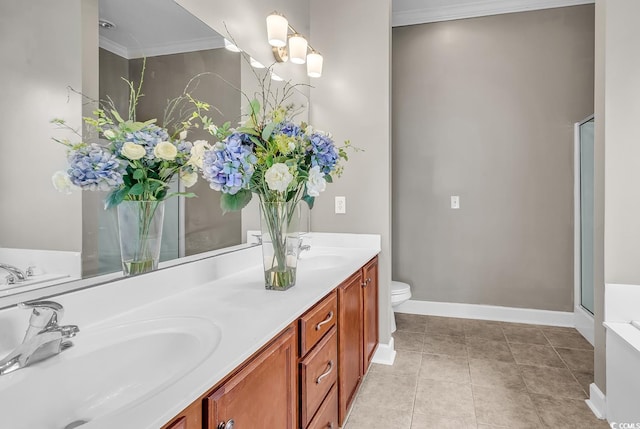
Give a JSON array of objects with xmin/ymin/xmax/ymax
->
[{"xmin": 63, "ymin": 419, "xmax": 89, "ymax": 429}]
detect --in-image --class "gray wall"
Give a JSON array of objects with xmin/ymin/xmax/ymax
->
[
  {"xmin": 0, "ymin": 0, "xmax": 92, "ymax": 252},
  {"xmin": 392, "ymin": 5, "xmax": 595, "ymax": 312},
  {"xmin": 310, "ymin": 0, "xmax": 393, "ymax": 343}
]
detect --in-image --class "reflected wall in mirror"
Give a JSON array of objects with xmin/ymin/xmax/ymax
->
[{"xmin": 0, "ymin": 0, "xmax": 310, "ymax": 303}]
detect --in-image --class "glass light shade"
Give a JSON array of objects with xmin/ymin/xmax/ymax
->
[
  {"xmin": 224, "ymin": 39, "xmax": 242, "ymax": 53},
  {"xmin": 250, "ymin": 57, "xmax": 266, "ymax": 69},
  {"xmin": 271, "ymin": 72, "xmax": 284, "ymax": 82},
  {"xmin": 266, "ymin": 14, "xmax": 288, "ymax": 47},
  {"xmin": 288, "ymin": 34, "xmax": 308, "ymax": 64},
  {"xmin": 306, "ymin": 52, "xmax": 323, "ymax": 78}
]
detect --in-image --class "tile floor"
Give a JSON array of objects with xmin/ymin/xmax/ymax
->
[{"xmin": 343, "ymin": 314, "xmax": 610, "ymax": 429}]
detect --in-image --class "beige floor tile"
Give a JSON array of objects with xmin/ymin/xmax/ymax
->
[
  {"xmin": 519, "ymin": 365, "xmax": 587, "ymax": 399},
  {"xmin": 555, "ymin": 347, "xmax": 594, "ymax": 372},
  {"xmin": 355, "ymin": 371, "xmax": 417, "ymax": 412},
  {"xmin": 344, "ymin": 404, "xmax": 412, "ymax": 429},
  {"xmin": 469, "ymin": 358, "xmax": 526, "ymax": 390},
  {"xmin": 423, "ymin": 333, "xmax": 467, "ymax": 357},
  {"xmin": 396, "ymin": 313, "xmax": 428, "ymax": 333},
  {"xmin": 472, "ymin": 384, "xmax": 542, "ymax": 428},
  {"xmin": 464, "ymin": 321, "xmax": 506, "ymax": 341},
  {"xmin": 502, "ymin": 325, "xmax": 549, "ymax": 345},
  {"xmin": 541, "ymin": 327, "xmax": 593, "ymax": 350},
  {"xmin": 394, "ymin": 331, "xmax": 426, "ymax": 352},
  {"xmin": 509, "ymin": 343, "xmax": 565, "ymax": 368},
  {"xmin": 466, "ymin": 337, "xmax": 514, "ymax": 362},
  {"xmin": 371, "ymin": 350, "xmax": 422, "ymax": 376},
  {"xmin": 411, "ymin": 412, "xmax": 477, "ymax": 429},
  {"xmin": 419, "ymin": 353, "xmax": 470, "ymax": 384},
  {"xmin": 531, "ymin": 394, "xmax": 610, "ymax": 428},
  {"xmin": 571, "ymin": 370, "xmax": 594, "ymax": 395},
  {"xmin": 414, "ymin": 378, "xmax": 475, "ymax": 418},
  {"xmin": 426, "ymin": 316, "xmax": 466, "ymax": 337}
]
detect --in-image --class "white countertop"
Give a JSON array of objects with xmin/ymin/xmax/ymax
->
[{"xmin": 0, "ymin": 233, "xmax": 380, "ymax": 429}]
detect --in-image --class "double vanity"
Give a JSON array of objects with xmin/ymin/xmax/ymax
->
[{"xmin": 0, "ymin": 233, "xmax": 380, "ymax": 429}]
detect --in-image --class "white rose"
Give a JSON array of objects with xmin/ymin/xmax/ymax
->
[
  {"xmin": 189, "ymin": 140, "xmax": 210, "ymax": 169},
  {"xmin": 306, "ymin": 165, "xmax": 326, "ymax": 197},
  {"xmin": 154, "ymin": 141, "xmax": 178, "ymax": 161},
  {"xmin": 51, "ymin": 171, "xmax": 79, "ymax": 194},
  {"xmin": 265, "ymin": 163, "xmax": 293, "ymax": 192},
  {"xmin": 121, "ymin": 142, "xmax": 146, "ymax": 160},
  {"xmin": 207, "ymin": 124, "xmax": 218, "ymax": 134},
  {"xmin": 103, "ymin": 129, "xmax": 116, "ymax": 140},
  {"xmin": 180, "ymin": 170, "xmax": 198, "ymax": 188},
  {"xmin": 179, "ymin": 130, "xmax": 188, "ymax": 140}
]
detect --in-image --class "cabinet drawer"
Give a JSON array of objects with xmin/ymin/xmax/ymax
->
[
  {"xmin": 300, "ymin": 326, "xmax": 337, "ymax": 428},
  {"xmin": 165, "ymin": 417, "xmax": 186, "ymax": 429},
  {"xmin": 300, "ymin": 291, "xmax": 337, "ymax": 356},
  {"xmin": 306, "ymin": 384, "xmax": 338, "ymax": 429}
]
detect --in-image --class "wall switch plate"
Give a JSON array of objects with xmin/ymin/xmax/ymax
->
[
  {"xmin": 451, "ymin": 196, "xmax": 460, "ymax": 209},
  {"xmin": 335, "ymin": 196, "xmax": 346, "ymax": 214}
]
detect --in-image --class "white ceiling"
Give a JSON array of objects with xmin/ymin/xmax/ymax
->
[{"xmin": 99, "ymin": 0, "xmax": 596, "ymax": 59}]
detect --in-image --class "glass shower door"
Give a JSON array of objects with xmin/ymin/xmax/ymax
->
[{"xmin": 579, "ymin": 117, "xmax": 595, "ymax": 314}]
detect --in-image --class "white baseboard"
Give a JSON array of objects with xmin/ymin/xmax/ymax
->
[
  {"xmin": 586, "ymin": 383, "xmax": 607, "ymax": 419},
  {"xmin": 371, "ymin": 337, "xmax": 396, "ymax": 366},
  {"xmin": 574, "ymin": 306, "xmax": 595, "ymax": 346},
  {"xmin": 395, "ymin": 299, "xmax": 574, "ymax": 327}
]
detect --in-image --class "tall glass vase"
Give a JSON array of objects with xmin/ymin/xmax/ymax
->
[
  {"xmin": 117, "ymin": 200, "xmax": 165, "ymax": 276},
  {"xmin": 259, "ymin": 198, "xmax": 301, "ymax": 291}
]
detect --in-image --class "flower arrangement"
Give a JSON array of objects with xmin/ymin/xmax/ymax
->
[
  {"xmin": 191, "ymin": 71, "xmax": 354, "ymax": 289},
  {"xmin": 51, "ymin": 64, "xmax": 208, "ymax": 208}
]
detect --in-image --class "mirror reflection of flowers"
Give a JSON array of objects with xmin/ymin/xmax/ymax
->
[{"xmin": 50, "ymin": 59, "xmax": 210, "ymax": 208}]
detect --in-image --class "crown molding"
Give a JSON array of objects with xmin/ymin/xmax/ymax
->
[
  {"xmin": 99, "ymin": 35, "xmax": 225, "ymax": 60},
  {"xmin": 392, "ymin": 0, "xmax": 595, "ymax": 27}
]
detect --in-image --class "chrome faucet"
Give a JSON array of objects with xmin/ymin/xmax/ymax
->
[
  {"xmin": 298, "ymin": 239, "xmax": 311, "ymax": 254},
  {"xmin": 0, "ymin": 263, "xmax": 27, "ymax": 284},
  {"xmin": 0, "ymin": 300, "xmax": 79, "ymax": 376}
]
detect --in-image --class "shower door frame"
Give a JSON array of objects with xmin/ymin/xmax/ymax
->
[{"xmin": 574, "ymin": 114, "xmax": 595, "ymax": 346}]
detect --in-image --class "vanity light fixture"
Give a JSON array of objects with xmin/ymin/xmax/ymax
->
[
  {"xmin": 266, "ymin": 12, "xmax": 324, "ymax": 78},
  {"xmin": 250, "ymin": 57, "xmax": 266, "ymax": 69},
  {"xmin": 224, "ymin": 38, "xmax": 242, "ymax": 53}
]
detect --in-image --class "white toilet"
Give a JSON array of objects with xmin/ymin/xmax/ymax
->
[{"xmin": 390, "ymin": 281, "xmax": 412, "ymax": 333}]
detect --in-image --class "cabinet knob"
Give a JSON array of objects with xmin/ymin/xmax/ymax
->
[
  {"xmin": 315, "ymin": 311, "xmax": 334, "ymax": 331},
  {"xmin": 361, "ymin": 278, "xmax": 371, "ymax": 287},
  {"xmin": 316, "ymin": 359, "xmax": 334, "ymax": 384},
  {"xmin": 218, "ymin": 419, "xmax": 234, "ymax": 429}
]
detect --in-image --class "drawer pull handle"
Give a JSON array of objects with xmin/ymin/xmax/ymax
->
[
  {"xmin": 218, "ymin": 419, "xmax": 234, "ymax": 429},
  {"xmin": 316, "ymin": 360, "xmax": 334, "ymax": 384},
  {"xmin": 315, "ymin": 311, "xmax": 334, "ymax": 331},
  {"xmin": 362, "ymin": 277, "xmax": 372, "ymax": 287}
]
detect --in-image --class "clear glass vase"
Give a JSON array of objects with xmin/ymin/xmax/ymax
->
[
  {"xmin": 117, "ymin": 200, "xmax": 165, "ymax": 276},
  {"xmin": 259, "ymin": 198, "xmax": 301, "ymax": 291}
]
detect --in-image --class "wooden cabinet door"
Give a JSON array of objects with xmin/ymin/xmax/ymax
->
[
  {"xmin": 337, "ymin": 272, "xmax": 363, "ymax": 425},
  {"xmin": 362, "ymin": 257, "xmax": 379, "ymax": 373},
  {"xmin": 206, "ymin": 326, "xmax": 297, "ymax": 429}
]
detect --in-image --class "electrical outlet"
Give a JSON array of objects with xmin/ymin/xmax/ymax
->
[
  {"xmin": 451, "ymin": 196, "xmax": 460, "ymax": 209},
  {"xmin": 335, "ymin": 196, "xmax": 346, "ymax": 214}
]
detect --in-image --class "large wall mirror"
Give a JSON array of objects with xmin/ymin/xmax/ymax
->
[{"xmin": 0, "ymin": 0, "xmax": 309, "ymax": 305}]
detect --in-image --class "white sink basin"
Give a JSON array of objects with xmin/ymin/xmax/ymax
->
[
  {"xmin": 0, "ymin": 317, "xmax": 221, "ymax": 429},
  {"xmin": 298, "ymin": 248, "xmax": 345, "ymax": 270}
]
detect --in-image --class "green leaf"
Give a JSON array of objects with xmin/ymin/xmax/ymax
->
[
  {"xmin": 129, "ymin": 183, "xmax": 145, "ymax": 195},
  {"xmin": 302, "ymin": 194, "xmax": 315, "ymax": 210},
  {"xmin": 249, "ymin": 99, "xmax": 261, "ymax": 116},
  {"xmin": 221, "ymin": 189, "xmax": 252, "ymax": 213},
  {"xmin": 261, "ymin": 122, "xmax": 276, "ymax": 141},
  {"xmin": 105, "ymin": 187, "xmax": 129, "ymax": 209},
  {"xmin": 325, "ymin": 174, "xmax": 333, "ymax": 183},
  {"xmin": 133, "ymin": 169, "xmax": 144, "ymax": 180},
  {"xmin": 110, "ymin": 109, "xmax": 125, "ymax": 124},
  {"xmin": 237, "ymin": 127, "xmax": 260, "ymax": 137}
]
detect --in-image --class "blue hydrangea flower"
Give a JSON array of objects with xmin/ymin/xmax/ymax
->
[
  {"xmin": 67, "ymin": 144, "xmax": 124, "ymax": 191},
  {"xmin": 307, "ymin": 132, "xmax": 339, "ymax": 174},
  {"xmin": 201, "ymin": 133, "xmax": 256, "ymax": 195},
  {"xmin": 116, "ymin": 124, "xmax": 169, "ymax": 161},
  {"xmin": 277, "ymin": 122, "xmax": 303, "ymax": 138}
]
